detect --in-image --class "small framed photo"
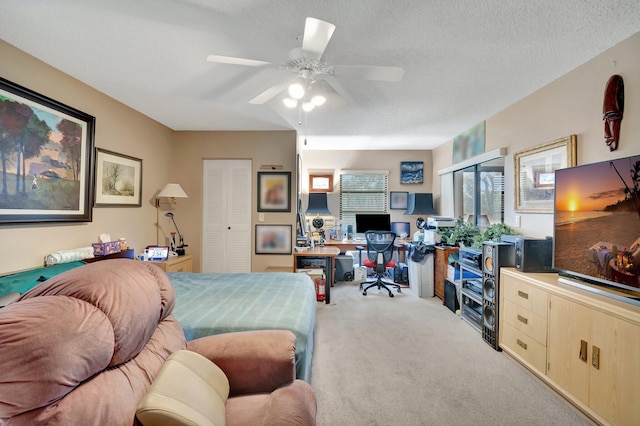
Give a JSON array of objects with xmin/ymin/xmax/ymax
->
[
  {"xmin": 255, "ymin": 224, "xmax": 292, "ymax": 255},
  {"xmin": 309, "ymin": 174, "xmax": 333, "ymax": 192},
  {"xmin": 94, "ymin": 148, "xmax": 143, "ymax": 207},
  {"xmin": 390, "ymin": 191, "xmax": 409, "ymax": 210},
  {"xmin": 258, "ymin": 171, "xmax": 291, "ymax": 212}
]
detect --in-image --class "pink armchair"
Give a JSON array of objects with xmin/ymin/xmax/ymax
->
[{"xmin": 138, "ymin": 330, "xmax": 317, "ymax": 425}]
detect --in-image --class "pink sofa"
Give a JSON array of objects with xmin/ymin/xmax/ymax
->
[{"xmin": 0, "ymin": 260, "xmax": 316, "ymax": 425}]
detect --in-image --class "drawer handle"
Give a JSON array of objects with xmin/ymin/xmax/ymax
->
[
  {"xmin": 517, "ymin": 290, "xmax": 529, "ymax": 300},
  {"xmin": 592, "ymin": 345, "xmax": 600, "ymax": 370},
  {"xmin": 579, "ymin": 340, "xmax": 588, "ymax": 363},
  {"xmin": 517, "ymin": 314, "xmax": 528, "ymax": 325},
  {"xmin": 517, "ymin": 339, "xmax": 528, "ymax": 350}
]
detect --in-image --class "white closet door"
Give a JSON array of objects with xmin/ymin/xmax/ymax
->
[{"xmin": 202, "ymin": 159, "xmax": 251, "ymax": 273}]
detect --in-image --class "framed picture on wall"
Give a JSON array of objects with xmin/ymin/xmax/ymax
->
[
  {"xmin": 255, "ymin": 224, "xmax": 292, "ymax": 254},
  {"xmin": 0, "ymin": 76, "xmax": 95, "ymax": 224},
  {"xmin": 400, "ymin": 161, "xmax": 424, "ymax": 184},
  {"xmin": 514, "ymin": 134, "xmax": 577, "ymax": 213},
  {"xmin": 390, "ymin": 191, "xmax": 409, "ymax": 210},
  {"xmin": 257, "ymin": 171, "xmax": 291, "ymax": 212},
  {"xmin": 94, "ymin": 148, "xmax": 142, "ymax": 207}
]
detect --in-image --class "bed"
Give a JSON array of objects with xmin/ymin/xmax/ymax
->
[
  {"xmin": 168, "ymin": 271, "xmax": 317, "ymax": 382},
  {"xmin": 1, "ymin": 252, "xmax": 317, "ymax": 382}
]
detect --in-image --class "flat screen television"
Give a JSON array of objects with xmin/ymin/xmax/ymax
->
[
  {"xmin": 553, "ymin": 153, "xmax": 640, "ymax": 305},
  {"xmin": 355, "ymin": 214, "xmax": 391, "ymax": 233}
]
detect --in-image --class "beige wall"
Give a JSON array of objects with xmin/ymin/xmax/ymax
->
[
  {"xmin": 432, "ymin": 32, "xmax": 640, "ymax": 238},
  {"xmin": 169, "ymin": 131, "xmax": 297, "ymax": 272},
  {"xmin": 301, "ymin": 150, "xmax": 432, "ymax": 233},
  {"xmin": 3, "ymin": 30, "xmax": 639, "ymax": 273},
  {"xmin": 0, "ymin": 40, "xmax": 174, "ymax": 273}
]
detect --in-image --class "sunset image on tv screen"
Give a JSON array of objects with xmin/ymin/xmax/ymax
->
[{"xmin": 554, "ymin": 155, "xmax": 640, "ymax": 288}]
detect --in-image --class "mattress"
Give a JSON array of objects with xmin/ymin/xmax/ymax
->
[{"xmin": 168, "ymin": 271, "xmax": 317, "ymax": 382}]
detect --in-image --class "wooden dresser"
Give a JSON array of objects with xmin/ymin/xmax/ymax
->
[
  {"xmin": 434, "ymin": 246, "xmax": 458, "ymax": 303},
  {"xmin": 500, "ymin": 268, "xmax": 640, "ymax": 425}
]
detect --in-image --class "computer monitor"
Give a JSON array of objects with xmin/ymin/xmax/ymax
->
[{"xmin": 355, "ymin": 214, "xmax": 392, "ymax": 233}]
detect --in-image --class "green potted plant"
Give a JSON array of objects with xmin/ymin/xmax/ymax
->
[
  {"xmin": 472, "ymin": 222, "xmax": 518, "ymax": 248},
  {"xmin": 438, "ymin": 219, "xmax": 480, "ymax": 248}
]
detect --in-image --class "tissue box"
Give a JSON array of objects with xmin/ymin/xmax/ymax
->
[{"xmin": 92, "ymin": 241, "xmax": 121, "ymax": 256}]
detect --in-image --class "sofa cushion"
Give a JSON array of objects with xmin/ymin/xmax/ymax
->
[
  {"xmin": 0, "ymin": 296, "xmax": 114, "ymax": 418},
  {"xmin": 137, "ymin": 350, "xmax": 229, "ymax": 426},
  {"xmin": 19, "ymin": 260, "xmax": 176, "ymax": 366}
]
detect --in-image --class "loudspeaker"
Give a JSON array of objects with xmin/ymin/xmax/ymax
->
[
  {"xmin": 482, "ymin": 242, "xmax": 515, "ymax": 350},
  {"xmin": 515, "ymin": 237, "xmax": 554, "ymax": 272}
]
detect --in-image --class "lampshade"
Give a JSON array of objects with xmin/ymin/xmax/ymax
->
[
  {"xmin": 305, "ymin": 192, "xmax": 331, "ymax": 215},
  {"xmin": 157, "ymin": 183, "xmax": 188, "ymax": 199},
  {"xmin": 404, "ymin": 193, "xmax": 438, "ymax": 215}
]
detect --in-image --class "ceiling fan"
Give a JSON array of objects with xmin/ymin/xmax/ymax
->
[{"xmin": 206, "ymin": 17, "xmax": 404, "ymax": 108}]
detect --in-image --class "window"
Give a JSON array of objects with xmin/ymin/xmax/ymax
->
[
  {"xmin": 340, "ymin": 172, "xmax": 389, "ymax": 227},
  {"xmin": 453, "ymin": 157, "xmax": 505, "ymax": 227}
]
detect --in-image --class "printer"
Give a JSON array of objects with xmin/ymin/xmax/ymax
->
[
  {"xmin": 427, "ymin": 216, "xmax": 456, "ymax": 229},
  {"xmin": 424, "ymin": 216, "xmax": 455, "ymax": 243}
]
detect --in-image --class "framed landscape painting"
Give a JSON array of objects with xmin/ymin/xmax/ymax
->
[
  {"xmin": 94, "ymin": 148, "xmax": 142, "ymax": 207},
  {"xmin": 0, "ymin": 77, "xmax": 95, "ymax": 223}
]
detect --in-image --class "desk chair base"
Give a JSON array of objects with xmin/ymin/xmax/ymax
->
[{"xmin": 360, "ymin": 275, "xmax": 401, "ymax": 297}]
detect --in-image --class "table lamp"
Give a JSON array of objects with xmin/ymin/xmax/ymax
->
[
  {"xmin": 155, "ymin": 183, "xmax": 188, "ymax": 246},
  {"xmin": 404, "ymin": 193, "xmax": 438, "ymax": 229},
  {"xmin": 306, "ymin": 192, "xmax": 331, "ymax": 245}
]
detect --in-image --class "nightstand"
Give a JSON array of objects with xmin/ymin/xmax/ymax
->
[{"xmin": 150, "ymin": 254, "xmax": 192, "ymax": 272}]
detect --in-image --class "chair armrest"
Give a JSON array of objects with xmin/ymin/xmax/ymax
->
[{"xmin": 186, "ymin": 329, "xmax": 296, "ymax": 396}]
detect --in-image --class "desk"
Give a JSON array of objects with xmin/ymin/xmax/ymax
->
[
  {"xmin": 324, "ymin": 239, "xmax": 411, "ymax": 263},
  {"xmin": 293, "ymin": 247, "xmax": 340, "ymax": 304}
]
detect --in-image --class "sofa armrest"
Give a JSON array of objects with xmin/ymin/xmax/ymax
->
[{"xmin": 186, "ymin": 329, "xmax": 296, "ymax": 396}]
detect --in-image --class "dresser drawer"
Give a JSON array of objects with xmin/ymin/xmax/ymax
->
[
  {"xmin": 502, "ymin": 276, "xmax": 548, "ymax": 318},
  {"xmin": 501, "ymin": 321, "xmax": 547, "ymax": 373},
  {"xmin": 503, "ymin": 299, "xmax": 547, "ymax": 345}
]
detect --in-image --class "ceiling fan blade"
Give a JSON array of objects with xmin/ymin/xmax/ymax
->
[
  {"xmin": 302, "ymin": 17, "xmax": 336, "ymax": 61},
  {"xmin": 331, "ymin": 65, "xmax": 404, "ymax": 82},
  {"xmin": 317, "ymin": 75, "xmax": 356, "ymax": 105},
  {"xmin": 207, "ymin": 54, "xmax": 272, "ymax": 67},
  {"xmin": 249, "ymin": 80, "xmax": 293, "ymax": 105}
]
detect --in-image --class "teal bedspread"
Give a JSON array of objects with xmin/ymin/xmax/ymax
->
[{"xmin": 168, "ymin": 272, "xmax": 317, "ymax": 382}]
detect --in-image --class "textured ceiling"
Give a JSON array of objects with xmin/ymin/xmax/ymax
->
[{"xmin": 1, "ymin": 1, "xmax": 639, "ymax": 150}]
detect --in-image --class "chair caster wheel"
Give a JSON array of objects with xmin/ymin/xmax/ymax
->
[
  {"xmin": 389, "ymin": 293, "xmax": 394, "ymax": 297},
  {"xmin": 363, "ymin": 292, "xmax": 367, "ymax": 296},
  {"xmin": 398, "ymin": 288, "xmax": 402, "ymax": 293}
]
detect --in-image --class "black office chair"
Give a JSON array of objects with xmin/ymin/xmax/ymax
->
[{"xmin": 360, "ymin": 231, "xmax": 401, "ymax": 297}]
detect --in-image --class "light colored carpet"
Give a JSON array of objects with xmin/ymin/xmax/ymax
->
[{"xmin": 310, "ymin": 282, "xmax": 594, "ymax": 426}]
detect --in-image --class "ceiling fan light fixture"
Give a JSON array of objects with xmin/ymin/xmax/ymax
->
[
  {"xmin": 288, "ymin": 83, "xmax": 305, "ymax": 99},
  {"xmin": 301, "ymin": 101, "xmax": 315, "ymax": 112},
  {"xmin": 283, "ymin": 98, "xmax": 297, "ymax": 108},
  {"xmin": 311, "ymin": 95, "xmax": 326, "ymax": 106}
]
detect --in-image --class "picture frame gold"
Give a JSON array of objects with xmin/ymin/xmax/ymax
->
[{"xmin": 514, "ymin": 134, "xmax": 577, "ymax": 213}]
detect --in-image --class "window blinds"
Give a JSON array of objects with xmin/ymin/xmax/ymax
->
[{"xmin": 340, "ymin": 172, "xmax": 388, "ymax": 224}]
